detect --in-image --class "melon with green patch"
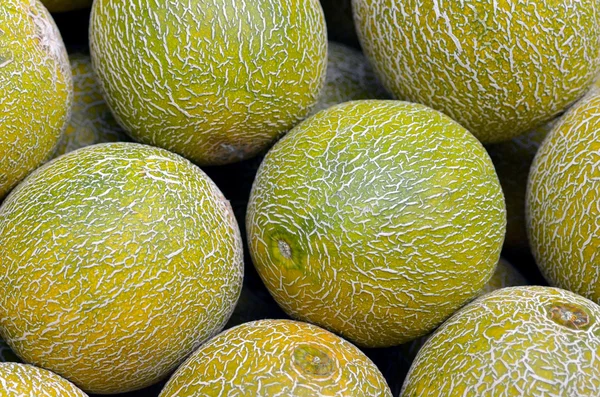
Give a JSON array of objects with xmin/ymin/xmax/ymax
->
[
  {"xmin": 0, "ymin": 142, "xmax": 243, "ymax": 394},
  {"xmin": 0, "ymin": 363, "xmax": 88, "ymax": 396}
]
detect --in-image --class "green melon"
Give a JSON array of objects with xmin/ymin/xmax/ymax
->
[
  {"xmin": 41, "ymin": 0, "xmax": 92, "ymax": 13},
  {"xmin": 353, "ymin": 0, "xmax": 600, "ymax": 143},
  {"xmin": 0, "ymin": 143, "xmax": 243, "ymax": 394},
  {"xmin": 247, "ymin": 100, "xmax": 506, "ymax": 348},
  {"xmin": 90, "ymin": 0, "xmax": 327, "ymax": 166},
  {"xmin": 0, "ymin": 0, "xmax": 72, "ymax": 199},
  {"xmin": 159, "ymin": 320, "xmax": 392, "ymax": 396},
  {"xmin": 52, "ymin": 53, "xmax": 128, "ymax": 158},
  {"xmin": 401, "ymin": 286, "xmax": 600, "ymax": 395},
  {"xmin": 527, "ymin": 90, "xmax": 600, "ymax": 303},
  {"xmin": 0, "ymin": 362, "xmax": 87, "ymax": 396},
  {"xmin": 312, "ymin": 41, "xmax": 388, "ymax": 115}
]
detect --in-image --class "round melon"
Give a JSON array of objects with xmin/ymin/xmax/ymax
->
[
  {"xmin": 52, "ymin": 53, "xmax": 128, "ymax": 158},
  {"xmin": 0, "ymin": 0, "xmax": 72, "ymax": 199},
  {"xmin": 320, "ymin": 0, "xmax": 359, "ymax": 47},
  {"xmin": 0, "ymin": 142, "xmax": 244, "ymax": 394},
  {"xmin": 0, "ymin": 363, "xmax": 87, "ymax": 396},
  {"xmin": 159, "ymin": 319, "xmax": 392, "ymax": 396},
  {"xmin": 353, "ymin": 0, "xmax": 600, "ymax": 143},
  {"xmin": 41, "ymin": 0, "xmax": 91, "ymax": 13},
  {"xmin": 247, "ymin": 100, "xmax": 506, "ymax": 348},
  {"xmin": 311, "ymin": 41, "xmax": 388, "ymax": 115},
  {"xmin": 89, "ymin": 0, "xmax": 327, "ymax": 166},
  {"xmin": 527, "ymin": 90, "xmax": 600, "ymax": 303},
  {"xmin": 401, "ymin": 286, "xmax": 600, "ymax": 396}
]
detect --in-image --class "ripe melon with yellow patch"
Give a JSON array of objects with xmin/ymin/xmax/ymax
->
[
  {"xmin": 527, "ymin": 90, "xmax": 600, "ymax": 303},
  {"xmin": 0, "ymin": 363, "xmax": 87, "ymax": 396},
  {"xmin": 41, "ymin": 0, "xmax": 91, "ymax": 13},
  {"xmin": 90, "ymin": 0, "xmax": 327, "ymax": 166},
  {"xmin": 401, "ymin": 286, "xmax": 600, "ymax": 395},
  {"xmin": 0, "ymin": 143, "xmax": 244, "ymax": 394},
  {"xmin": 159, "ymin": 320, "xmax": 392, "ymax": 396},
  {"xmin": 353, "ymin": 0, "xmax": 600, "ymax": 143},
  {"xmin": 247, "ymin": 100, "xmax": 506, "ymax": 348},
  {"xmin": 0, "ymin": 0, "xmax": 72, "ymax": 199}
]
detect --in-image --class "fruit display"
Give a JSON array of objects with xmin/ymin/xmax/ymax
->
[
  {"xmin": 0, "ymin": 0, "xmax": 72, "ymax": 199},
  {"xmin": 528, "ymin": 90, "xmax": 600, "ymax": 303},
  {"xmin": 401, "ymin": 286, "xmax": 600, "ymax": 396},
  {"xmin": 247, "ymin": 100, "xmax": 506, "ymax": 348},
  {"xmin": 159, "ymin": 320, "xmax": 392, "ymax": 396},
  {"xmin": 353, "ymin": 0, "xmax": 600, "ymax": 143},
  {"xmin": 0, "ymin": 362, "xmax": 87, "ymax": 396},
  {"xmin": 41, "ymin": 0, "xmax": 92, "ymax": 13},
  {"xmin": 89, "ymin": 0, "xmax": 327, "ymax": 165},
  {"xmin": 53, "ymin": 53, "xmax": 128, "ymax": 158},
  {"xmin": 0, "ymin": 143, "xmax": 243, "ymax": 394}
]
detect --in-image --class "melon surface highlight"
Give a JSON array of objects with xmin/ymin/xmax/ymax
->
[
  {"xmin": 352, "ymin": 0, "xmax": 600, "ymax": 143},
  {"xmin": 0, "ymin": 362, "xmax": 88, "ymax": 397},
  {"xmin": 90, "ymin": 0, "xmax": 327, "ymax": 166},
  {"xmin": 0, "ymin": 0, "xmax": 72, "ymax": 199},
  {"xmin": 247, "ymin": 100, "xmax": 506, "ymax": 348},
  {"xmin": 0, "ymin": 142, "xmax": 244, "ymax": 394},
  {"xmin": 401, "ymin": 286, "xmax": 600, "ymax": 396},
  {"xmin": 159, "ymin": 319, "xmax": 392, "ymax": 396}
]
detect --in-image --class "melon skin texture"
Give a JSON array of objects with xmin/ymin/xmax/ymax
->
[
  {"xmin": 0, "ymin": 143, "xmax": 244, "ymax": 394},
  {"xmin": 159, "ymin": 319, "xmax": 392, "ymax": 396},
  {"xmin": 41, "ymin": 0, "xmax": 92, "ymax": 13},
  {"xmin": 352, "ymin": 0, "xmax": 600, "ymax": 143},
  {"xmin": 0, "ymin": 0, "xmax": 72, "ymax": 199},
  {"xmin": 0, "ymin": 363, "xmax": 88, "ymax": 397},
  {"xmin": 89, "ymin": 0, "xmax": 327, "ymax": 166},
  {"xmin": 527, "ymin": 91, "xmax": 600, "ymax": 303},
  {"xmin": 52, "ymin": 53, "xmax": 128, "ymax": 158},
  {"xmin": 311, "ymin": 41, "xmax": 388, "ymax": 115},
  {"xmin": 401, "ymin": 286, "xmax": 600, "ymax": 396},
  {"xmin": 247, "ymin": 100, "xmax": 506, "ymax": 348}
]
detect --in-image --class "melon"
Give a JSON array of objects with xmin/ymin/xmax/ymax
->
[
  {"xmin": 52, "ymin": 53, "xmax": 128, "ymax": 158},
  {"xmin": 401, "ymin": 286, "xmax": 600, "ymax": 396},
  {"xmin": 41, "ymin": 0, "xmax": 91, "ymax": 13},
  {"xmin": 0, "ymin": 0, "xmax": 72, "ymax": 199},
  {"xmin": 159, "ymin": 319, "xmax": 392, "ymax": 396},
  {"xmin": 247, "ymin": 100, "xmax": 506, "ymax": 348},
  {"xmin": 0, "ymin": 142, "xmax": 244, "ymax": 394},
  {"xmin": 527, "ymin": 90, "xmax": 600, "ymax": 303},
  {"xmin": 320, "ymin": 0, "xmax": 359, "ymax": 47},
  {"xmin": 312, "ymin": 41, "xmax": 388, "ymax": 115},
  {"xmin": 353, "ymin": 0, "xmax": 600, "ymax": 143},
  {"xmin": 89, "ymin": 0, "xmax": 327, "ymax": 166},
  {"xmin": 0, "ymin": 363, "xmax": 87, "ymax": 396}
]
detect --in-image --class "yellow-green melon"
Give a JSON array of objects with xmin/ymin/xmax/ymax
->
[
  {"xmin": 159, "ymin": 320, "xmax": 392, "ymax": 396},
  {"xmin": 52, "ymin": 53, "xmax": 128, "ymax": 158},
  {"xmin": 401, "ymin": 286, "xmax": 600, "ymax": 396},
  {"xmin": 0, "ymin": 363, "xmax": 87, "ymax": 396},
  {"xmin": 89, "ymin": 0, "xmax": 327, "ymax": 166},
  {"xmin": 353, "ymin": 0, "xmax": 600, "ymax": 143},
  {"xmin": 0, "ymin": 143, "xmax": 244, "ymax": 394},
  {"xmin": 0, "ymin": 0, "xmax": 72, "ymax": 199},
  {"xmin": 527, "ymin": 90, "xmax": 600, "ymax": 303},
  {"xmin": 41, "ymin": 0, "xmax": 92, "ymax": 13},
  {"xmin": 247, "ymin": 100, "xmax": 506, "ymax": 348}
]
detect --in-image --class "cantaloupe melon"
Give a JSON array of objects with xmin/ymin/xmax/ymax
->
[
  {"xmin": 159, "ymin": 320, "xmax": 392, "ymax": 396},
  {"xmin": 0, "ymin": 362, "xmax": 87, "ymax": 396},
  {"xmin": 0, "ymin": 143, "xmax": 244, "ymax": 394},
  {"xmin": 247, "ymin": 100, "xmax": 506, "ymax": 348},
  {"xmin": 41, "ymin": 0, "xmax": 91, "ymax": 13},
  {"xmin": 353, "ymin": 0, "xmax": 600, "ymax": 143},
  {"xmin": 0, "ymin": 0, "xmax": 72, "ymax": 199},
  {"xmin": 90, "ymin": 0, "xmax": 327, "ymax": 166}
]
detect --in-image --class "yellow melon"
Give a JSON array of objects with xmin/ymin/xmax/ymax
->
[{"xmin": 0, "ymin": 363, "xmax": 87, "ymax": 396}]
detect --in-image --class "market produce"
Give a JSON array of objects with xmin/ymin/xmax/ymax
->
[
  {"xmin": 0, "ymin": 0, "xmax": 72, "ymax": 198},
  {"xmin": 0, "ymin": 143, "xmax": 244, "ymax": 394},
  {"xmin": 0, "ymin": 362, "xmax": 87, "ymax": 396},
  {"xmin": 90, "ymin": 0, "xmax": 327, "ymax": 165},
  {"xmin": 353, "ymin": 0, "xmax": 600, "ymax": 142},
  {"xmin": 247, "ymin": 100, "xmax": 506, "ymax": 348}
]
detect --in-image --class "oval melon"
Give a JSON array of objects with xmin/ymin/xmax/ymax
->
[
  {"xmin": 0, "ymin": 362, "xmax": 87, "ymax": 396},
  {"xmin": 159, "ymin": 319, "xmax": 392, "ymax": 396},
  {"xmin": 41, "ymin": 0, "xmax": 92, "ymax": 13},
  {"xmin": 527, "ymin": 90, "xmax": 600, "ymax": 303},
  {"xmin": 0, "ymin": 0, "xmax": 72, "ymax": 199},
  {"xmin": 401, "ymin": 286, "xmax": 600, "ymax": 396},
  {"xmin": 0, "ymin": 142, "xmax": 244, "ymax": 394},
  {"xmin": 90, "ymin": 0, "xmax": 327, "ymax": 166},
  {"xmin": 353, "ymin": 0, "xmax": 600, "ymax": 143},
  {"xmin": 247, "ymin": 100, "xmax": 506, "ymax": 348}
]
